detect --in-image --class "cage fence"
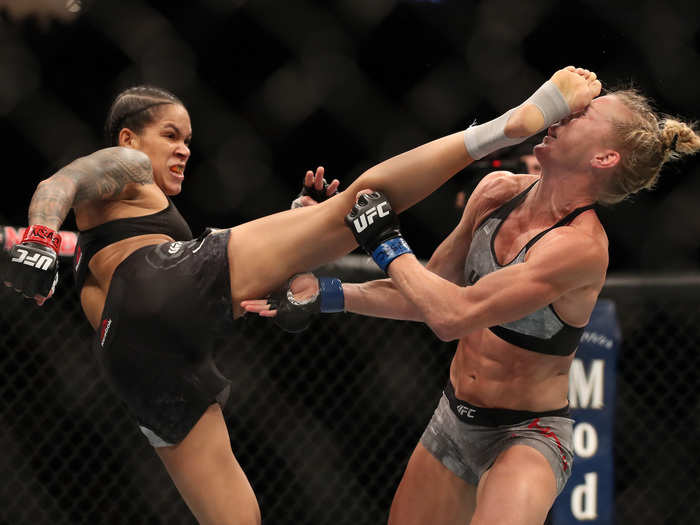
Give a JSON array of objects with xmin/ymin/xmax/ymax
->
[{"xmin": 1, "ymin": 255, "xmax": 700, "ymax": 524}]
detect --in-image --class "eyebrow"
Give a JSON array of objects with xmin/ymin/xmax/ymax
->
[{"xmin": 163, "ymin": 123, "xmax": 193, "ymax": 140}]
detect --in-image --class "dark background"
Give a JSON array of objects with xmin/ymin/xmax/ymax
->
[
  {"xmin": 2, "ymin": 2, "xmax": 700, "ymax": 525},
  {"xmin": 1, "ymin": 0, "xmax": 699, "ymax": 272}
]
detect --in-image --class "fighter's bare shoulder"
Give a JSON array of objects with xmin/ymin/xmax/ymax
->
[
  {"xmin": 466, "ymin": 171, "xmax": 537, "ymax": 228},
  {"xmin": 527, "ymin": 210, "xmax": 609, "ymax": 287}
]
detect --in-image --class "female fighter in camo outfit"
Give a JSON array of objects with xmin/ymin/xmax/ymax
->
[{"xmin": 245, "ymin": 84, "xmax": 700, "ymax": 524}]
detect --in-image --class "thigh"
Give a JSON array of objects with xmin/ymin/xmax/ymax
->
[
  {"xmin": 227, "ymin": 195, "xmax": 358, "ymax": 310},
  {"xmin": 156, "ymin": 404, "xmax": 261, "ymax": 525},
  {"xmin": 472, "ymin": 445, "xmax": 557, "ymax": 525},
  {"xmin": 389, "ymin": 443, "xmax": 476, "ymax": 525}
]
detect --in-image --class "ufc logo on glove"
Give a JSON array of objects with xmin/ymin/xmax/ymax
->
[
  {"xmin": 11, "ymin": 248, "xmax": 54, "ymax": 270},
  {"xmin": 351, "ymin": 202, "xmax": 390, "ymax": 233}
]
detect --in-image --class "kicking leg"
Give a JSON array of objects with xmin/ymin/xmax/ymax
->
[{"xmin": 226, "ymin": 66, "xmax": 601, "ymax": 308}]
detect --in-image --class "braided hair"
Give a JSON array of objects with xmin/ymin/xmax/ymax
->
[{"xmin": 105, "ymin": 86, "xmax": 183, "ymax": 146}]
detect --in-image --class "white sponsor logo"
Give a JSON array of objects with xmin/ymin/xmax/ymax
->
[
  {"xmin": 74, "ymin": 246, "xmax": 82, "ymax": 270},
  {"xmin": 352, "ymin": 202, "xmax": 390, "ymax": 233},
  {"xmin": 167, "ymin": 242, "xmax": 184, "ymax": 255},
  {"xmin": 580, "ymin": 331, "xmax": 614, "ymax": 349},
  {"xmin": 456, "ymin": 404, "xmax": 476, "ymax": 418},
  {"xmin": 100, "ymin": 319, "xmax": 112, "ymax": 347},
  {"xmin": 192, "ymin": 236, "xmax": 208, "ymax": 254},
  {"xmin": 11, "ymin": 248, "xmax": 53, "ymax": 270}
]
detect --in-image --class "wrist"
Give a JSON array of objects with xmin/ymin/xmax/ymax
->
[
  {"xmin": 463, "ymin": 109, "xmax": 524, "ymax": 161},
  {"xmin": 523, "ymin": 79, "xmax": 570, "ymax": 130},
  {"xmin": 22, "ymin": 225, "xmax": 62, "ymax": 254},
  {"xmin": 318, "ymin": 277, "xmax": 345, "ymax": 313},
  {"xmin": 371, "ymin": 237, "xmax": 413, "ymax": 273}
]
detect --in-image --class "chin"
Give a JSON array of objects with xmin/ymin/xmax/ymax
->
[
  {"xmin": 533, "ymin": 144, "xmax": 547, "ymax": 162},
  {"xmin": 156, "ymin": 173, "xmax": 183, "ymax": 196},
  {"xmin": 165, "ymin": 183, "xmax": 183, "ymax": 196}
]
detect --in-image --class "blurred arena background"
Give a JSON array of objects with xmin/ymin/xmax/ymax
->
[{"xmin": 1, "ymin": 0, "xmax": 699, "ymax": 524}]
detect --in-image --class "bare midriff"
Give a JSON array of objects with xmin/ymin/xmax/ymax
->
[{"xmin": 450, "ymin": 329, "xmax": 574, "ymax": 412}]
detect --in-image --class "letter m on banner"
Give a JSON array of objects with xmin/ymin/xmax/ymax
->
[
  {"xmin": 551, "ymin": 299, "xmax": 621, "ymax": 525},
  {"xmin": 569, "ymin": 359, "xmax": 605, "ymax": 409}
]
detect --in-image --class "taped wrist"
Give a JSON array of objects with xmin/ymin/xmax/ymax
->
[
  {"xmin": 463, "ymin": 79, "xmax": 570, "ymax": 160},
  {"xmin": 523, "ymin": 79, "xmax": 570, "ymax": 130},
  {"xmin": 318, "ymin": 277, "xmax": 344, "ymax": 313},
  {"xmin": 464, "ymin": 109, "xmax": 523, "ymax": 161},
  {"xmin": 371, "ymin": 237, "xmax": 412, "ymax": 273},
  {"xmin": 22, "ymin": 225, "xmax": 62, "ymax": 254}
]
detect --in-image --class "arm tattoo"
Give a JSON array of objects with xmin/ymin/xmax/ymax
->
[{"xmin": 28, "ymin": 147, "xmax": 153, "ymax": 228}]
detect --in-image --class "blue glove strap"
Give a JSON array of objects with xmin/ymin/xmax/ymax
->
[
  {"xmin": 319, "ymin": 277, "xmax": 345, "ymax": 313},
  {"xmin": 371, "ymin": 237, "xmax": 413, "ymax": 273}
]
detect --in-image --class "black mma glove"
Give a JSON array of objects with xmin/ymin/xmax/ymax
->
[
  {"xmin": 344, "ymin": 191, "xmax": 413, "ymax": 273},
  {"xmin": 267, "ymin": 274, "xmax": 345, "ymax": 333},
  {"xmin": 6, "ymin": 225, "xmax": 62, "ymax": 302},
  {"xmin": 291, "ymin": 178, "xmax": 339, "ymax": 209}
]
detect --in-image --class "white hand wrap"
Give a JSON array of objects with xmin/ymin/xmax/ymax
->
[{"xmin": 464, "ymin": 80, "xmax": 571, "ymax": 160}]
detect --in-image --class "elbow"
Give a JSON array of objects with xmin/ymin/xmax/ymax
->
[
  {"xmin": 425, "ymin": 312, "xmax": 462, "ymax": 342},
  {"xmin": 35, "ymin": 178, "xmax": 52, "ymax": 192}
]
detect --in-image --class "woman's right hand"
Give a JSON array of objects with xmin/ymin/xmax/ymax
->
[{"xmin": 3, "ymin": 225, "xmax": 62, "ymax": 306}]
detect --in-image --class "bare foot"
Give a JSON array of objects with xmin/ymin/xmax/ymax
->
[
  {"xmin": 551, "ymin": 66, "xmax": 602, "ymax": 114},
  {"xmin": 505, "ymin": 66, "xmax": 602, "ymax": 137}
]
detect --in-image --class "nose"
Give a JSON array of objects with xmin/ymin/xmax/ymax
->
[{"xmin": 175, "ymin": 142, "xmax": 190, "ymax": 160}]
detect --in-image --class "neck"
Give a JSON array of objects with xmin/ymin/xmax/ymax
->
[{"xmin": 526, "ymin": 168, "xmax": 597, "ymax": 220}]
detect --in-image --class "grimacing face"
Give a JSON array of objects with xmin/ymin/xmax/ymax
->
[
  {"xmin": 534, "ymin": 95, "xmax": 629, "ymax": 173},
  {"xmin": 121, "ymin": 103, "xmax": 192, "ymax": 195}
]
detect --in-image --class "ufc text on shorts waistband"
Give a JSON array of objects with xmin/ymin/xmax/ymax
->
[{"xmin": 444, "ymin": 380, "xmax": 570, "ymax": 427}]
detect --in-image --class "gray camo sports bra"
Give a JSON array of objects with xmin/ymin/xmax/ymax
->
[{"xmin": 464, "ymin": 180, "xmax": 594, "ymax": 356}]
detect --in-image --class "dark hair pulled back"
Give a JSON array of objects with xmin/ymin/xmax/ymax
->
[{"xmin": 104, "ymin": 86, "xmax": 183, "ymax": 146}]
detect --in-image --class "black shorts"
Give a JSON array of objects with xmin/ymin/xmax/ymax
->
[{"xmin": 95, "ymin": 229, "xmax": 234, "ymax": 446}]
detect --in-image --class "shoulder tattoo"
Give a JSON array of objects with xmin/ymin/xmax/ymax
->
[
  {"xmin": 73, "ymin": 147, "xmax": 153, "ymax": 202},
  {"xmin": 28, "ymin": 147, "xmax": 153, "ymax": 227}
]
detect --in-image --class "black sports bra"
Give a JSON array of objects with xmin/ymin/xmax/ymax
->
[{"xmin": 73, "ymin": 199, "xmax": 192, "ymax": 291}]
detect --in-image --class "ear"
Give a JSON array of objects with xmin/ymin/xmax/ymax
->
[
  {"xmin": 118, "ymin": 128, "xmax": 138, "ymax": 148},
  {"xmin": 591, "ymin": 149, "xmax": 620, "ymax": 169}
]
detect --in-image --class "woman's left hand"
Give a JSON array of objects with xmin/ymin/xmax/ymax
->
[{"xmin": 291, "ymin": 166, "xmax": 340, "ymax": 208}]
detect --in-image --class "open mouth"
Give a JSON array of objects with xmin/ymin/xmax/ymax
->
[{"xmin": 169, "ymin": 165, "xmax": 185, "ymax": 176}]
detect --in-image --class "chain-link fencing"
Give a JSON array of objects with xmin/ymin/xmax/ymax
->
[{"xmin": 1, "ymin": 252, "xmax": 699, "ymax": 525}]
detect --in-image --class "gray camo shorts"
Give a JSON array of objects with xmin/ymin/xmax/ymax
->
[{"xmin": 420, "ymin": 386, "xmax": 574, "ymax": 494}]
